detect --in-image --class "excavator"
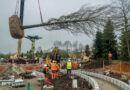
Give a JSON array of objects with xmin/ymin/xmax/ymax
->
[
  {"xmin": 51, "ymin": 47, "xmax": 60, "ymax": 63},
  {"xmin": 45, "ymin": 47, "xmax": 60, "ymax": 65}
]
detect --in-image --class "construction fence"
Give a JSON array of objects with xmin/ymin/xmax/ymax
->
[{"xmin": 105, "ymin": 62, "xmax": 130, "ymax": 77}]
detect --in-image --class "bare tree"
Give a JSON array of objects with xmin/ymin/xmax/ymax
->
[
  {"xmin": 111, "ymin": 0, "xmax": 130, "ymax": 60},
  {"xmin": 44, "ymin": 5, "xmax": 111, "ymax": 35},
  {"xmin": 73, "ymin": 41, "xmax": 78, "ymax": 52},
  {"xmin": 53, "ymin": 41, "xmax": 62, "ymax": 48},
  {"xmin": 64, "ymin": 41, "xmax": 71, "ymax": 53},
  {"xmin": 78, "ymin": 43, "xmax": 84, "ymax": 53}
]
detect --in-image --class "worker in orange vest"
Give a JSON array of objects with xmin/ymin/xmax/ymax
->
[
  {"xmin": 108, "ymin": 52, "xmax": 112, "ymax": 65},
  {"xmin": 73, "ymin": 61, "xmax": 78, "ymax": 69},
  {"xmin": 108, "ymin": 52, "xmax": 112, "ymax": 60},
  {"xmin": 55, "ymin": 62, "xmax": 60, "ymax": 78},
  {"xmin": 50, "ymin": 60, "xmax": 59, "ymax": 79},
  {"xmin": 88, "ymin": 55, "xmax": 92, "ymax": 61}
]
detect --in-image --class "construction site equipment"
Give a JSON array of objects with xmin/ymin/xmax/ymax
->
[
  {"xmin": 51, "ymin": 47, "xmax": 61, "ymax": 63},
  {"xmin": 46, "ymin": 57, "xmax": 51, "ymax": 65},
  {"xmin": 9, "ymin": 0, "xmax": 108, "ymax": 39},
  {"xmin": 11, "ymin": 0, "xmax": 25, "ymax": 59},
  {"xmin": 51, "ymin": 47, "xmax": 58, "ymax": 60},
  {"xmin": 9, "ymin": 0, "xmax": 43, "ymax": 39},
  {"xmin": 17, "ymin": 39, "xmax": 22, "ymax": 58}
]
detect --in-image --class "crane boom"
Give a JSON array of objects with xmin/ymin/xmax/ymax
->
[{"xmin": 17, "ymin": 0, "xmax": 25, "ymax": 58}]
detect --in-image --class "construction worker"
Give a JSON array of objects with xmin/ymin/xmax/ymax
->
[
  {"xmin": 55, "ymin": 61, "xmax": 60, "ymax": 78},
  {"xmin": 43, "ymin": 64, "xmax": 49, "ymax": 75},
  {"xmin": 67, "ymin": 59, "xmax": 72, "ymax": 78},
  {"xmin": 108, "ymin": 52, "xmax": 112, "ymax": 60},
  {"xmin": 43, "ymin": 64, "xmax": 49, "ymax": 83},
  {"xmin": 50, "ymin": 60, "xmax": 59, "ymax": 79},
  {"xmin": 108, "ymin": 52, "xmax": 112, "ymax": 65},
  {"xmin": 73, "ymin": 61, "xmax": 78, "ymax": 69},
  {"xmin": 88, "ymin": 55, "xmax": 92, "ymax": 61}
]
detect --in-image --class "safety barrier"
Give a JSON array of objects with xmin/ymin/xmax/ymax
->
[
  {"xmin": 60, "ymin": 69, "xmax": 99, "ymax": 90},
  {"xmin": 78, "ymin": 70, "xmax": 130, "ymax": 90}
]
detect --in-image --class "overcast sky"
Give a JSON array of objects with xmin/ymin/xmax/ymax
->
[{"xmin": 0, "ymin": 0, "xmax": 111, "ymax": 54}]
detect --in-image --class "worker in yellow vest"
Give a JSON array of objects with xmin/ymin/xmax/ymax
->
[{"xmin": 67, "ymin": 59, "xmax": 72, "ymax": 78}]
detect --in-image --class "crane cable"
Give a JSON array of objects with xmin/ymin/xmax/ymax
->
[
  {"xmin": 38, "ymin": 0, "xmax": 44, "ymax": 24},
  {"xmin": 14, "ymin": 0, "xmax": 20, "ymax": 15}
]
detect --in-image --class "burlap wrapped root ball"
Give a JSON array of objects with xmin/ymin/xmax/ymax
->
[{"xmin": 9, "ymin": 15, "xmax": 24, "ymax": 39}]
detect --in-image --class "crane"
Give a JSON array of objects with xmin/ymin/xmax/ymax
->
[
  {"xmin": 9, "ymin": 0, "xmax": 98, "ymax": 59},
  {"xmin": 17, "ymin": 0, "xmax": 25, "ymax": 58}
]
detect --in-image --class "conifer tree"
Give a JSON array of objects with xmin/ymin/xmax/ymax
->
[
  {"xmin": 102, "ymin": 19, "xmax": 118, "ymax": 60},
  {"xmin": 93, "ymin": 31, "xmax": 103, "ymax": 59}
]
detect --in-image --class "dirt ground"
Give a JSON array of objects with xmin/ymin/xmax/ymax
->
[
  {"xmin": 51, "ymin": 75, "xmax": 92, "ymax": 90},
  {"xmin": 0, "ymin": 75, "xmax": 91, "ymax": 90}
]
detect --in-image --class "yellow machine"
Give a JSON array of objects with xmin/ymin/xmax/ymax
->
[
  {"xmin": 17, "ymin": 39, "xmax": 22, "ymax": 59},
  {"xmin": 51, "ymin": 47, "xmax": 58, "ymax": 60},
  {"xmin": 45, "ymin": 47, "xmax": 59, "ymax": 65},
  {"xmin": 46, "ymin": 57, "xmax": 51, "ymax": 65}
]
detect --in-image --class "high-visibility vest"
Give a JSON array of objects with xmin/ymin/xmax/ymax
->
[
  {"xmin": 73, "ymin": 62, "xmax": 78, "ymax": 69},
  {"xmin": 56, "ymin": 64, "xmax": 59, "ymax": 70},
  {"xmin": 67, "ymin": 62, "xmax": 72, "ymax": 69},
  {"xmin": 44, "ymin": 67, "xmax": 49, "ymax": 74},
  {"xmin": 51, "ymin": 63, "xmax": 57, "ymax": 70}
]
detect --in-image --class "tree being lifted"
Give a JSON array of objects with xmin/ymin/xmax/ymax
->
[{"xmin": 9, "ymin": 0, "xmax": 111, "ymax": 39}]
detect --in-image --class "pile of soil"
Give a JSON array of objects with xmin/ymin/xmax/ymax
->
[
  {"xmin": 0, "ymin": 64, "xmax": 25, "ymax": 78},
  {"xmin": 51, "ymin": 75, "xmax": 92, "ymax": 90}
]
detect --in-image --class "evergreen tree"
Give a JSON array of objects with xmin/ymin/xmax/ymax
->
[
  {"xmin": 102, "ymin": 19, "xmax": 118, "ymax": 60},
  {"xmin": 120, "ymin": 30, "xmax": 130, "ymax": 61},
  {"xmin": 85, "ymin": 45, "xmax": 90, "ymax": 57},
  {"xmin": 93, "ymin": 31, "xmax": 103, "ymax": 59}
]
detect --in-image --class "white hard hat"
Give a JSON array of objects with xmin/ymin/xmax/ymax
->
[
  {"xmin": 44, "ymin": 64, "xmax": 47, "ymax": 67},
  {"xmin": 53, "ymin": 60, "xmax": 56, "ymax": 63},
  {"xmin": 68, "ymin": 58, "xmax": 71, "ymax": 62}
]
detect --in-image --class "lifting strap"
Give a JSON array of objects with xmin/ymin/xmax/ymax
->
[
  {"xmin": 14, "ymin": 0, "xmax": 20, "ymax": 15},
  {"xmin": 38, "ymin": 0, "xmax": 44, "ymax": 24}
]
